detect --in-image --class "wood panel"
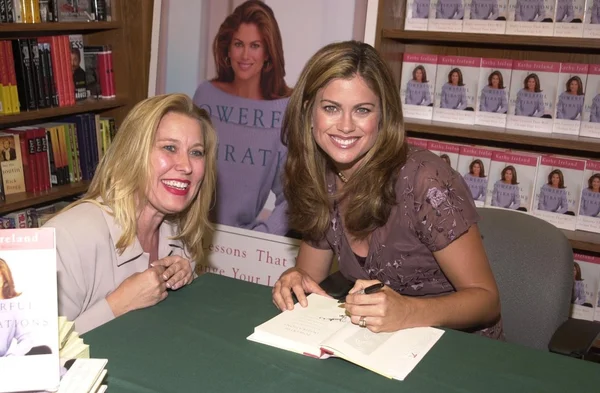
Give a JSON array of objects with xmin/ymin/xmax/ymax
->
[{"xmin": 0, "ymin": 182, "xmax": 90, "ymax": 214}]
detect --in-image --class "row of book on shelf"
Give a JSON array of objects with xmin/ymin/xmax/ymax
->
[
  {"xmin": 400, "ymin": 54, "xmax": 600, "ymax": 138},
  {"xmin": 0, "ymin": 112, "xmax": 116, "ymax": 202},
  {"xmin": 403, "ymin": 0, "xmax": 600, "ymax": 37},
  {"xmin": 0, "ymin": 0, "xmax": 111, "ymax": 23},
  {"xmin": 406, "ymin": 137, "xmax": 600, "ymax": 234},
  {"xmin": 0, "ymin": 227, "xmax": 107, "ymax": 393},
  {"xmin": 0, "ymin": 34, "xmax": 116, "ymax": 116}
]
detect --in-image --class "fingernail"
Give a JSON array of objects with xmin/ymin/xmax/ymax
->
[
  {"xmin": 166, "ymin": 282, "xmax": 171, "ymax": 289},
  {"xmin": 150, "ymin": 263, "xmax": 154, "ymax": 267},
  {"xmin": 163, "ymin": 274, "xmax": 168, "ymax": 280}
]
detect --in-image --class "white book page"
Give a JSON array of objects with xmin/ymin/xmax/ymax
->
[
  {"xmin": 247, "ymin": 294, "xmax": 348, "ymax": 357},
  {"xmin": 321, "ymin": 326, "xmax": 445, "ymax": 381},
  {"xmin": 57, "ymin": 358, "xmax": 108, "ymax": 393}
]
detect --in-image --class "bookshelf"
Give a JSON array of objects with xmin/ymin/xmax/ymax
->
[
  {"xmin": 374, "ymin": 0, "xmax": 600, "ymax": 253},
  {"xmin": 0, "ymin": 0, "xmax": 154, "ymax": 215}
]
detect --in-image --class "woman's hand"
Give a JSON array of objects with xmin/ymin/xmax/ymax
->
[
  {"xmin": 151, "ymin": 255, "xmax": 194, "ymax": 290},
  {"xmin": 272, "ymin": 267, "xmax": 329, "ymax": 311},
  {"xmin": 343, "ymin": 279, "xmax": 416, "ymax": 333},
  {"xmin": 107, "ymin": 266, "xmax": 169, "ymax": 317}
]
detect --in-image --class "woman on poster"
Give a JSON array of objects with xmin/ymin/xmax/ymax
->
[
  {"xmin": 491, "ymin": 165, "xmax": 521, "ymax": 209},
  {"xmin": 440, "ymin": 68, "xmax": 468, "ymax": 110},
  {"xmin": 537, "ymin": 169, "xmax": 569, "ymax": 213},
  {"xmin": 515, "ymin": 73, "xmax": 545, "ymax": 118},
  {"xmin": 469, "ymin": 0, "xmax": 500, "ymax": 20},
  {"xmin": 463, "ymin": 159, "xmax": 488, "ymax": 201},
  {"xmin": 590, "ymin": 92, "xmax": 600, "ymax": 123},
  {"xmin": 572, "ymin": 262, "xmax": 586, "ymax": 305},
  {"xmin": 515, "ymin": 0, "xmax": 546, "ymax": 21},
  {"xmin": 479, "ymin": 71, "xmax": 508, "ymax": 114},
  {"xmin": 405, "ymin": 65, "xmax": 432, "ymax": 106},
  {"xmin": 192, "ymin": 1, "xmax": 292, "ymax": 236},
  {"xmin": 556, "ymin": 76, "xmax": 585, "ymax": 120},
  {"xmin": 580, "ymin": 173, "xmax": 600, "ymax": 217},
  {"xmin": 436, "ymin": 0, "xmax": 465, "ymax": 19}
]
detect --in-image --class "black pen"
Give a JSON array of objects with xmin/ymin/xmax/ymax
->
[{"xmin": 337, "ymin": 282, "xmax": 384, "ymax": 303}]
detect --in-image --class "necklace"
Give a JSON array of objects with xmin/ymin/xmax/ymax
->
[{"xmin": 337, "ymin": 171, "xmax": 348, "ymax": 183}]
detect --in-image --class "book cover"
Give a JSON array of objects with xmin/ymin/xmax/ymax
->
[
  {"xmin": 463, "ymin": 0, "xmax": 509, "ymax": 33},
  {"xmin": 426, "ymin": 140, "xmax": 462, "ymax": 169},
  {"xmin": 506, "ymin": 0, "xmax": 556, "ymax": 35},
  {"xmin": 553, "ymin": 0, "xmax": 586, "ymax": 36},
  {"xmin": 406, "ymin": 137, "xmax": 431, "ymax": 150},
  {"xmin": 576, "ymin": 159, "xmax": 600, "ymax": 233},
  {"xmin": 580, "ymin": 64, "xmax": 600, "ymax": 138},
  {"xmin": 506, "ymin": 60, "xmax": 560, "ymax": 133},
  {"xmin": 56, "ymin": 0, "xmax": 94, "ymax": 22},
  {"xmin": 0, "ymin": 228, "xmax": 60, "ymax": 393},
  {"xmin": 475, "ymin": 58, "xmax": 513, "ymax": 128},
  {"xmin": 0, "ymin": 132, "xmax": 25, "ymax": 195},
  {"xmin": 247, "ymin": 293, "xmax": 444, "ymax": 381},
  {"xmin": 532, "ymin": 155, "xmax": 585, "ymax": 230},
  {"xmin": 68, "ymin": 34, "xmax": 87, "ymax": 101},
  {"xmin": 485, "ymin": 150, "xmax": 541, "ymax": 212},
  {"xmin": 400, "ymin": 53, "xmax": 438, "ymax": 120},
  {"xmin": 429, "ymin": 0, "xmax": 465, "ymax": 31},
  {"xmin": 583, "ymin": 0, "xmax": 600, "ymax": 37},
  {"xmin": 570, "ymin": 253, "xmax": 600, "ymax": 321},
  {"xmin": 405, "ymin": 0, "xmax": 431, "ymax": 30},
  {"xmin": 457, "ymin": 145, "xmax": 497, "ymax": 206},
  {"xmin": 553, "ymin": 63, "xmax": 588, "ymax": 135},
  {"xmin": 83, "ymin": 47, "xmax": 100, "ymax": 99},
  {"xmin": 433, "ymin": 55, "xmax": 481, "ymax": 125}
]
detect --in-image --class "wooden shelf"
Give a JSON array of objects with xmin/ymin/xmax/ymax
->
[
  {"xmin": 0, "ymin": 21, "xmax": 121, "ymax": 34},
  {"xmin": 0, "ymin": 97, "xmax": 128, "ymax": 126},
  {"xmin": 0, "ymin": 182, "xmax": 90, "ymax": 214},
  {"xmin": 405, "ymin": 119, "xmax": 600, "ymax": 154},
  {"xmin": 382, "ymin": 29, "xmax": 600, "ymax": 50},
  {"xmin": 564, "ymin": 230, "xmax": 600, "ymax": 254}
]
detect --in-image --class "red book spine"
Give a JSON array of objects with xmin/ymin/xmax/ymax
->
[
  {"xmin": 97, "ymin": 50, "xmax": 110, "ymax": 99},
  {"xmin": 5, "ymin": 40, "xmax": 20, "ymax": 113},
  {"xmin": 106, "ymin": 47, "xmax": 115, "ymax": 98},
  {"xmin": 0, "ymin": 40, "xmax": 9, "ymax": 114},
  {"xmin": 59, "ymin": 36, "xmax": 75, "ymax": 106}
]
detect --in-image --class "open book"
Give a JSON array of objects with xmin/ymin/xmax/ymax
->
[{"xmin": 247, "ymin": 293, "xmax": 444, "ymax": 381}]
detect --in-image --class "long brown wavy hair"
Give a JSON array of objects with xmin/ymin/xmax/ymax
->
[
  {"xmin": 0, "ymin": 258, "xmax": 20, "ymax": 299},
  {"xmin": 212, "ymin": 0, "xmax": 291, "ymax": 100},
  {"xmin": 281, "ymin": 40, "xmax": 407, "ymax": 241}
]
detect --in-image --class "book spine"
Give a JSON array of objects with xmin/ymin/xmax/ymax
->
[
  {"xmin": 12, "ymin": 38, "xmax": 37, "ymax": 110},
  {"xmin": 4, "ymin": 40, "xmax": 19, "ymax": 113},
  {"xmin": 5, "ymin": 0, "xmax": 13, "ymax": 22},
  {"xmin": 28, "ymin": 38, "xmax": 47, "ymax": 109},
  {"xmin": 0, "ymin": 0, "xmax": 8, "ymax": 23}
]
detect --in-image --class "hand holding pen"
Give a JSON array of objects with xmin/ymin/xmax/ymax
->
[{"xmin": 341, "ymin": 280, "xmax": 414, "ymax": 333}]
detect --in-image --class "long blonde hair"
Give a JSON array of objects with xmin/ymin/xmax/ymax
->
[
  {"xmin": 59, "ymin": 94, "xmax": 217, "ymax": 263},
  {"xmin": 281, "ymin": 41, "xmax": 407, "ymax": 240}
]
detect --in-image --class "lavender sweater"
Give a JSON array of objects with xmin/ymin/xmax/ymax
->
[
  {"xmin": 591, "ymin": 94, "xmax": 600, "ymax": 123},
  {"xmin": 479, "ymin": 86, "xmax": 508, "ymax": 113},
  {"xmin": 470, "ymin": 0, "xmax": 500, "ymax": 19},
  {"xmin": 436, "ymin": 0, "xmax": 465, "ymax": 18},
  {"xmin": 406, "ymin": 80, "xmax": 432, "ymax": 105},
  {"xmin": 515, "ymin": 0, "xmax": 545, "ymax": 21},
  {"xmin": 555, "ymin": 0, "xmax": 574, "ymax": 22},
  {"xmin": 0, "ymin": 298, "xmax": 35, "ymax": 356},
  {"xmin": 413, "ymin": 0, "xmax": 431, "ymax": 17},
  {"xmin": 464, "ymin": 173, "xmax": 487, "ymax": 200},
  {"xmin": 441, "ymin": 83, "xmax": 468, "ymax": 109},
  {"xmin": 592, "ymin": 0, "xmax": 600, "ymax": 23},
  {"xmin": 556, "ymin": 92, "xmax": 584, "ymax": 120},
  {"xmin": 580, "ymin": 189, "xmax": 600, "ymax": 217},
  {"xmin": 492, "ymin": 180, "xmax": 521, "ymax": 209},
  {"xmin": 193, "ymin": 81, "xmax": 289, "ymax": 235},
  {"xmin": 538, "ymin": 184, "xmax": 568, "ymax": 213},
  {"xmin": 573, "ymin": 281, "xmax": 585, "ymax": 305},
  {"xmin": 515, "ymin": 89, "xmax": 545, "ymax": 117}
]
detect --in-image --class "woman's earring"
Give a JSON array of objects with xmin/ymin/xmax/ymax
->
[{"xmin": 225, "ymin": 57, "xmax": 231, "ymax": 66}]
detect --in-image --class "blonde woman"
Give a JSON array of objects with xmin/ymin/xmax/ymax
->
[{"xmin": 44, "ymin": 94, "xmax": 217, "ymax": 334}]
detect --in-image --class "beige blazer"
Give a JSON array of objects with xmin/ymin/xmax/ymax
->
[{"xmin": 44, "ymin": 202, "xmax": 194, "ymax": 334}]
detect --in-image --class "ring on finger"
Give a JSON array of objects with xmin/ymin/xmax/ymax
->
[{"xmin": 359, "ymin": 316, "xmax": 367, "ymax": 328}]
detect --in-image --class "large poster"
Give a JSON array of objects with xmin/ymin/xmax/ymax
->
[{"xmin": 150, "ymin": 0, "xmax": 370, "ymax": 285}]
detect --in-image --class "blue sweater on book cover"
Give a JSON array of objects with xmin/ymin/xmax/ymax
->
[
  {"xmin": 515, "ymin": 89, "xmax": 545, "ymax": 117},
  {"xmin": 412, "ymin": 0, "xmax": 431, "ymax": 18},
  {"xmin": 590, "ymin": 94, "xmax": 600, "ymax": 123},
  {"xmin": 464, "ymin": 174, "xmax": 488, "ymax": 201},
  {"xmin": 479, "ymin": 86, "xmax": 508, "ymax": 113},
  {"xmin": 470, "ymin": 0, "xmax": 500, "ymax": 19},
  {"xmin": 514, "ymin": 0, "xmax": 545, "ymax": 21},
  {"xmin": 538, "ymin": 184, "xmax": 568, "ymax": 213},
  {"xmin": 193, "ymin": 81, "xmax": 290, "ymax": 235},
  {"xmin": 492, "ymin": 180, "xmax": 521, "ymax": 209},
  {"xmin": 441, "ymin": 83, "xmax": 468, "ymax": 110},
  {"xmin": 556, "ymin": 92, "xmax": 584, "ymax": 120},
  {"xmin": 406, "ymin": 80, "xmax": 432, "ymax": 106},
  {"xmin": 436, "ymin": 0, "xmax": 465, "ymax": 18},
  {"xmin": 555, "ymin": 0, "xmax": 575, "ymax": 22},
  {"xmin": 580, "ymin": 188, "xmax": 600, "ymax": 217}
]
